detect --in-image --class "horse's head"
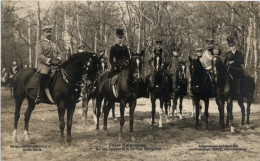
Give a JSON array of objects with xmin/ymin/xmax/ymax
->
[
  {"xmin": 189, "ymin": 56, "xmax": 204, "ymax": 85},
  {"xmin": 97, "ymin": 52, "xmax": 107, "ymax": 73},
  {"xmin": 154, "ymin": 55, "xmax": 162, "ymax": 72},
  {"xmin": 129, "ymin": 50, "xmax": 144, "ymax": 79},
  {"xmin": 177, "ymin": 61, "xmax": 187, "ymax": 80},
  {"xmin": 61, "ymin": 52, "xmax": 99, "ymax": 82},
  {"xmin": 212, "ymin": 56, "xmax": 226, "ymax": 85}
]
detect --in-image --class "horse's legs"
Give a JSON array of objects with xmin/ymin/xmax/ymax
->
[
  {"xmin": 82, "ymin": 94, "xmax": 89, "ymax": 124},
  {"xmin": 103, "ymin": 100, "xmax": 113, "ymax": 134},
  {"xmin": 112, "ymin": 104, "xmax": 116, "ymax": 120},
  {"xmin": 95, "ymin": 97, "xmax": 102, "ymax": 132},
  {"xmin": 172, "ymin": 97, "xmax": 177, "ymax": 117},
  {"xmin": 227, "ymin": 98, "xmax": 234, "ymax": 132},
  {"xmin": 66, "ymin": 103, "xmax": 76, "ymax": 144},
  {"xmin": 216, "ymin": 96, "xmax": 225, "ymax": 130},
  {"xmin": 191, "ymin": 98, "xmax": 195, "ymax": 118},
  {"xmin": 193, "ymin": 97, "xmax": 200, "ymax": 129},
  {"xmin": 151, "ymin": 95, "xmax": 156, "ymax": 128},
  {"xmin": 226, "ymin": 101, "xmax": 230, "ymax": 126},
  {"xmin": 238, "ymin": 98, "xmax": 245, "ymax": 125},
  {"xmin": 12, "ymin": 95, "xmax": 25, "ymax": 142},
  {"xmin": 129, "ymin": 99, "xmax": 137, "ymax": 141},
  {"xmin": 204, "ymin": 98, "xmax": 209, "ymax": 129},
  {"xmin": 23, "ymin": 97, "xmax": 36, "ymax": 143},
  {"xmin": 179, "ymin": 96, "xmax": 183, "ymax": 120},
  {"xmin": 119, "ymin": 99, "xmax": 126, "ymax": 140},
  {"xmin": 246, "ymin": 96, "xmax": 252, "ymax": 125},
  {"xmin": 57, "ymin": 102, "xmax": 66, "ymax": 143},
  {"xmin": 159, "ymin": 97, "xmax": 164, "ymax": 128}
]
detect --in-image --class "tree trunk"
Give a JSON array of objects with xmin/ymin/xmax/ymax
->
[{"xmin": 28, "ymin": 8, "xmax": 32, "ymax": 67}]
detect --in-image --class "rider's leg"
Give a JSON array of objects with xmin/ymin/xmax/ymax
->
[{"xmin": 35, "ymin": 63, "xmax": 50, "ymax": 104}]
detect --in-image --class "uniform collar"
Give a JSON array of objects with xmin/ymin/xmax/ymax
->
[{"xmin": 116, "ymin": 43, "xmax": 122, "ymax": 47}]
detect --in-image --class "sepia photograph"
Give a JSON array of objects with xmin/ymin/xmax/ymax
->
[{"xmin": 1, "ymin": 1, "xmax": 260, "ymax": 160}]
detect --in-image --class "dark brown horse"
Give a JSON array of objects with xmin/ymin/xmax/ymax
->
[
  {"xmin": 171, "ymin": 61, "xmax": 188, "ymax": 119},
  {"xmin": 81, "ymin": 53, "xmax": 116, "ymax": 124},
  {"xmin": 94, "ymin": 51, "xmax": 144, "ymax": 141},
  {"xmin": 148, "ymin": 55, "xmax": 172, "ymax": 128},
  {"xmin": 189, "ymin": 56, "xmax": 225, "ymax": 130},
  {"xmin": 12, "ymin": 52, "xmax": 98, "ymax": 144},
  {"xmin": 212, "ymin": 56, "xmax": 255, "ymax": 132}
]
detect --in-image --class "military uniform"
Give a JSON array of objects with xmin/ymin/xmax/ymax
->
[
  {"xmin": 36, "ymin": 39, "xmax": 61, "ymax": 74},
  {"xmin": 200, "ymin": 49, "xmax": 213, "ymax": 71},
  {"xmin": 35, "ymin": 25, "xmax": 62, "ymax": 104}
]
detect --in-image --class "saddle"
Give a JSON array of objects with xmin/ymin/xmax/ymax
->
[
  {"xmin": 110, "ymin": 74, "xmax": 119, "ymax": 98},
  {"xmin": 27, "ymin": 69, "xmax": 58, "ymax": 89}
]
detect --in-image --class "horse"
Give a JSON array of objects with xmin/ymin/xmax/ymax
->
[
  {"xmin": 212, "ymin": 56, "xmax": 255, "ymax": 132},
  {"xmin": 171, "ymin": 61, "xmax": 188, "ymax": 119},
  {"xmin": 189, "ymin": 56, "xmax": 225, "ymax": 130},
  {"xmin": 81, "ymin": 53, "xmax": 116, "ymax": 124},
  {"xmin": 94, "ymin": 51, "xmax": 144, "ymax": 141},
  {"xmin": 12, "ymin": 52, "xmax": 98, "ymax": 144},
  {"xmin": 148, "ymin": 55, "xmax": 172, "ymax": 128}
]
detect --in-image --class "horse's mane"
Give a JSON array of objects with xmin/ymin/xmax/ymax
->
[{"xmin": 61, "ymin": 52, "xmax": 94, "ymax": 68}]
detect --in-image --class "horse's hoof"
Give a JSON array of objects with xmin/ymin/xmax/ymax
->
[
  {"xmin": 25, "ymin": 135, "xmax": 30, "ymax": 143},
  {"xmin": 95, "ymin": 130, "xmax": 99, "ymax": 135},
  {"xmin": 231, "ymin": 126, "xmax": 235, "ymax": 133},
  {"xmin": 12, "ymin": 136, "xmax": 18, "ymax": 143},
  {"xmin": 24, "ymin": 131, "xmax": 30, "ymax": 143},
  {"xmin": 103, "ymin": 130, "xmax": 108, "ymax": 136},
  {"xmin": 179, "ymin": 115, "xmax": 183, "ymax": 120},
  {"xmin": 59, "ymin": 137, "xmax": 65, "ymax": 143},
  {"xmin": 159, "ymin": 124, "xmax": 163, "ymax": 128},
  {"xmin": 12, "ymin": 130, "xmax": 18, "ymax": 143},
  {"xmin": 118, "ymin": 135, "xmax": 122, "ymax": 141},
  {"xmin": 113, "ymin": 117, "xmax": 117, "ymax": 121},
  {"xmin": 131, "ymin": 135, "xmax": 136, "ymax": 142}
]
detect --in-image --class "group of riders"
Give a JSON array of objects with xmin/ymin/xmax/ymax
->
[{"xmin": 13, "ymin": 24, "xmax": 245, "ymax": 105}]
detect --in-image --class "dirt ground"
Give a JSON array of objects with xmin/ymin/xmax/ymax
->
[{"xmin": 1, "ymin": 88, "xmax": 260, "ymax": 161}]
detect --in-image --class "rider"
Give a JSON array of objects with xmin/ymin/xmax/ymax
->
[
  {"xmin": 9, "ymin": 60, "xmax": 19, "ymax": 79},
  {"xmin": 168, "ymin": 47, "xmax": 182, "ymax": 98},
  {"xmin": 199, "ymin": 38, "xmax": 215, "ymax": 84},
  {"xmin": 224, "ymin": 37, "xmax": 244, "ymax": 95},
  {"xmin": 145, "ymin": 40, "xmax": 165, "ymax": 83},
  {"xmin": 187, "ymin": 47, "xmax": 203, "ymax": 96},
  {"xmin": 108, "ymin": 28, "xmax": 130, "ymax": 78},
  {"xmin": 35, "ymin": 25, "xmax": 62, "ymax": 104}
]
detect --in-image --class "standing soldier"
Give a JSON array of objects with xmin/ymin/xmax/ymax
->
[
  {"xmin": 108, "ymin": 28, "xmax": 130, "ymax": 78},
  {"xmin": 35, "ymin": 25, "xmax": 62, "ymax": 104},
  {"xmin": 224, "ymin": 37, "xmax": 244, "ymax": 95}
]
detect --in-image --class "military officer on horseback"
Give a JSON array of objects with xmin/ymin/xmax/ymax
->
[
  {"xmin": 108, "ymin": 28, "xmax": 130, "ymax": 78},
  {"xmin": 35, "ymin": 25, "xmax": 62, "ymax": 104},
  {"xmin": 199, "ymin": 38, "xmax": 215, "ymax": 84},
  {"xmin": 224, "ymin": 37, "xmax": 244, "ymax": 95}
]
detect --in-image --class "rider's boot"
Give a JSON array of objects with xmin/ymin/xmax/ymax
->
[{"xmin": 35, "ymin": 74, "xmax": 49, "ymax": 104}]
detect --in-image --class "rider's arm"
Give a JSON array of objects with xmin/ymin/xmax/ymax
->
[
  {"xmin": 109, "ymin": 46, "xmax": 116, "ymax": 68},
  {"xmin": 36, "ymin": 42, "xmax": 51, "ymax": 65}
]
